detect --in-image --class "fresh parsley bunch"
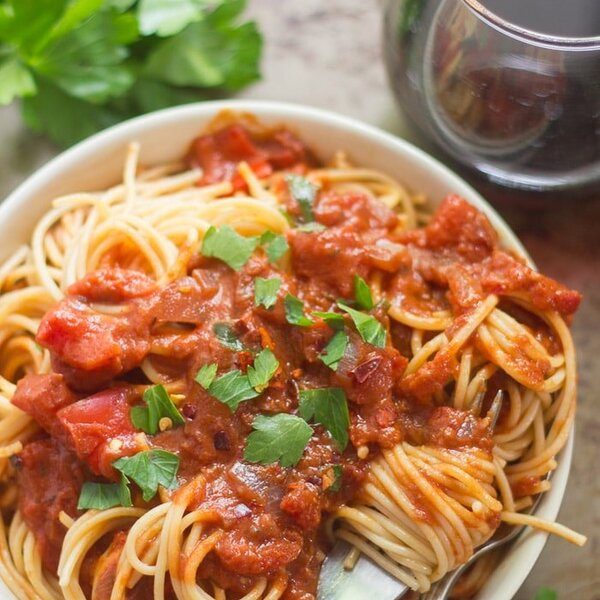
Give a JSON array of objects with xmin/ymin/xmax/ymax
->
[{"xmin": 0, "ymin": 0, "xmax": 262, "ymax": 146}]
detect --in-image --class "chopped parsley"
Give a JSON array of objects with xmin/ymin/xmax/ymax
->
[
  {"xmin": 296, "ymin": 222, "xmax": 326, "ymax": 233},
  {"xmin": 286, "ymin": 174, "xmax": 318, "ymax": 222},
  {"xmin": 298, "ymin": 387, "xmax": 350, "ymax": 450},
  {"xmin": 201, "ymin": 225, "xmax": 259, "ymax": 270},
  {"xmin": 338, "ymin": 302, "xmax": 386, "ymax": 348},
  {"xmin": 195, "ymin": 363, "xmax": 217, "ymax": 389},
  {"xmin": 77, "ymin": 475, "xmax": 131, "ymax": 510},
  {"xmin": 130, "ymin": 384, "xmax": 184, "ymax": 435},
  {"xmin": 195, "ymin": 350, "xmax": 279, "ymax": 412},
  {"xmin": 113, "ymin": 449, "xmax": 180, "ymax": 502},
  {"xmin": 319, "ymin": 330, "xmax": 348, "ymax": 371},
  {"xmin": 324, "ymin": 464, "xmax": 343, "ymax": 492},
  {"xmin": 213, "ymin": 322, "xmax": 244, "ymax": 351},
  {"xmin": 244, "ymin": 413, "xmax": 313, "ymax": 467},
  {"xmin": 534, "ymin": 589, "xmax": 557, "ymax": 600},
  {"xmin": 207, "ymin": 370, "xmax": 259, "ymax": 411},
  {"xmin": 284, "ymin": 294, "xmax": 314, "ymax": 327},
  {"xmin": 312, "ymin": 310, "xmax": 345, "ymax": 330},
  {"xmin": 353, "ymin": 275, "xmax": 374, "ymax": 310},
  {"xmin": 254, "ymin": 277, "xmax": 281, "ymax": 309},
  {"xmin": 247, "ymin": 348, "xmax": 279, "ymax": 393},
  {"xmin": 260, "ymin": 231, "xmax": 289, "ymax": 262}
]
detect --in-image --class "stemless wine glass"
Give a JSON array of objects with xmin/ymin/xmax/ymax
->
[{"xmin": 383, "ymin": 0, "xmax": 600, "ymax": 196}]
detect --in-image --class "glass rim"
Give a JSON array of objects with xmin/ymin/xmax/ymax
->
[{"xmin": 462, "ymin": 0, "xmax": 600, "ymax": 50}]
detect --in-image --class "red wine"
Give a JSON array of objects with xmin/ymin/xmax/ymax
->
[
  {"xmin": 384, "ymin": 0, "xmax": 600, "ymax": 196},
  {"xmin": 480, "ymin": 0, "xmax": 600, "ymax": 38}
]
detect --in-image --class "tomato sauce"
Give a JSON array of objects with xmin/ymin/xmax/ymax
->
[{"xmin": 10, "ymin": 125, "xmax": 581, "ymax": 599}]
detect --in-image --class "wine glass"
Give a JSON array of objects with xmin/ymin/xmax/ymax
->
[{"xmin": 383, "ymin": 0, "xmax": 600, "ymax": 197}]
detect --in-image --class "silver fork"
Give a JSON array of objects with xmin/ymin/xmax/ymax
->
[{"xmin": 319, "ymin": 391, "xmax": 534, "ymax": 600}]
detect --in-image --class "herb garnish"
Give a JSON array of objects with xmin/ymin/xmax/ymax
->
[
  {"xmin": 286, "ymin": 175, "xmax": 318, "ymax": 222},
  {"xmin": 196, "ymin": 349, "xmax": 279, "ymax": 411},
  {"xmin": 113, "ymin": 449, "xmax": 180, "ymax": 502},
  {"xmin": 247, "ymin": 348, "xmax": 279, "ymax": 392},
  {"xmin": 130, "ymin": 384, "xmax": 184, "ymax": 435},
  {"xmin": 77, "ymin": 475, "xmax": 132, "ymax": 510},
  {"xmin": 244, "ymin": 413, "xmax": 313, "ymax": 467},
  {"xmin": 312, "ymin": 310, "xmax": 345, "ymax": 329},
  {"xmin": 353, "ymin": 275, "xmax": 374, "ymax": 310},
  {"xmin": 338, "ymin": 302, "xmax": 386, "ymax": 348},
  {"xmin": 254, "ymin": 277, "xmax": 281, "ymax": 309},
  {"xmin": 298, "ymin": 387, "xmax": 350, "ymax": 450},
  {"xmin": 195, "ymin": 363, "xmax": 217, "ymax": 389},
  {"xmin": 213, "ymin": 322, "xmax": 244, "ymax": 351},
  {"xmin": 319, "ymin": 331, "xmax": 348, "ymax": 371},
  {"xmin": 207, "ymin": 370, "xmax": 259, "ymax": 411},
  {"xmin": 201, "ymin": 225, "xmax": 259, "ymax": 270},
  {"xmin": 324, "ymin": 464, "xmax": 343, "ymax": 492},
  {"xmin": 260, "ymin": 231, "xmax": 289, "ymax": 263},
  {"xmin": 284, "ymin": 294, "xmax": 314, "ymax": 327}
]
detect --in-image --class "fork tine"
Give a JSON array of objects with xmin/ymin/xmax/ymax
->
[
  {"xmin": 486, "ymin": 390, "xmax": 504, "ymax": 430},
  {"xmin": 469, "ymin": 390, "xmax": 485, "ymax": 416}
]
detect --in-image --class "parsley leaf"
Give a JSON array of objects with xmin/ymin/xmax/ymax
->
[
  {"xmin": 208, "ymin": 369, "xmax": 258, "ymax": 411},
  {"xmin": 0, "ymin": 57, "xmax": 36, "ymax": 106},
  {"xmin": 247, "ymin": 348, "xmax": 279, "ymax": 393},
  {"xmin": 0, "ymin": 2, "xmax": 263, "ymax": 146},
  {"xmin": 312, "ymin": 310, "xmax": 345, "ymax": 330},
  {"xmin": 286, "ymin": 175, "xmax": 318, "ymax": 222},
  {"xmin": 354, "ymin": 275, "xmax": 374, "ymax": 310},
  {"xmin": 296, "ymin": 222, "xmax": 326, "ymax": 233},
  {"xmin": 113, "ymin": 449, "xmax": 180, "ymax": 502},
  {"xmin": 254, "ymin": 277, "xmax": 281, "ymax": 310},
  {"xmin": 213, "ymin": 322, "xmax": 244, "ymax": 351},
  {"xmin": 244, "ymin": 414, "xmax": 313, "ymax": 467},
  {"xmin": 338, "ymin": 303, "xmax": 386, "ymax": 348},
  {"xmin": 201, "ymin": 225, "xmax": 259, "ymax": 270},
  {"xmin": 130, "ymin": 384, "xmax": 185, "ymax": 435},
  {"xmin": 324, "ymin": 464, "xmax": 343, "ymax": 492},
  {"xmin": 195, "ymin": 363, "xmax": 217, "ymax": 389},
  {"xmin": 284, "ymin": 294, "xmax": 314, "ymax": 327},
  {"xmin": 319, "ymin": 331, "xmax": 348, "ymax": 371},
  {"xmin": 143, "ymin": 0, "xmax": 261, "ymax": 91},
  {"xmin": 77, "ymin": 474, "xmax": 132, "ymax": 510},
  {"xmin": 138, "ymin": 0, "xmax": 206, "ymax": 37},
  {"xmin": 260, "ymin": 231, "xmax": 289, "ymax": 263},
  {"xmin": 298, "ymin": 387, "xmax": 350, "ymax": 450},
  {"xmin": 533, "ymin": 589, "xmax": 557, "ymax": 600}
]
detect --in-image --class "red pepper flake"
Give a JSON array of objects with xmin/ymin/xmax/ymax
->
[{"xmin": 181, "ymin": 403, "xmax": 197, "ymax": 420}]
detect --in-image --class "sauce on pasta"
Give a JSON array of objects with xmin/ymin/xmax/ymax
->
[{"xmin": 0, "ymin": 117, "xmax": 585, "ymax": 600}]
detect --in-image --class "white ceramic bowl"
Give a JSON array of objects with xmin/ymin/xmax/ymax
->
[{"xmin": 0, "ymin": 100, "xmax": 573, "ymax": 600}]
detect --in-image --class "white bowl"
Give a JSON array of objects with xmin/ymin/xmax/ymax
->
[{"xmin": 0, "ymin": 100, "xmax": 573, "ymax": 600}]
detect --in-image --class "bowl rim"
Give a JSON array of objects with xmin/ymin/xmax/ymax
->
[{"xmin": 0, "ymin": 99, "xmax": 574, "ymax": 600}]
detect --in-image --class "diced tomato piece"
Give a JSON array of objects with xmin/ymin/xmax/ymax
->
[
  {"xmin": 149, "ymin": 276, "xmax": 214, "ymax": 323},
  {"xmin": 36, "ymin": 298, "xmax": 151, "ymax": 391},
  {"xmin": 68, "ymin": 268, "xmax": 157, "ymax": 303},
  {"xmin": 17, "ymin": 439, "xmax": 86, "ymax": 573},
  {"xmin": 401, "ymin": 195, "xmax": 498, "ymax": 263},
  {"xmin": 189, "ymin": 124, "xmax": 310, "ymax": 191},
  {"xmin": 56, "ymin": 386, "xmax": 143, "ymax": 478},
  {"xmin": 192, "ymin": 124, "xmax": 269, "ymax": 187},
  {"xmin": 280, "ymin": 480, "xmax": 322, "ymax": 530},
  {"xmin": 12, "ymin": 373, "xmax": 76, "ymax": 437}
]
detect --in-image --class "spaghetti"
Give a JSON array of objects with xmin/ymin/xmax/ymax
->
[{"xmin": 0, "ymin": 113, "xmax": 585, "ymax": 600}]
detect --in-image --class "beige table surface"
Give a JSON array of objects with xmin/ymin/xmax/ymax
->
[{"xmin": 0, "ymin": 1, "xmax": 598, "ymax": 599}]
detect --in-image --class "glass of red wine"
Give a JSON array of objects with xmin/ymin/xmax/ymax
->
[{"xmin": 383, "ymin": 0, "xmax": 600, "ymax": 198}]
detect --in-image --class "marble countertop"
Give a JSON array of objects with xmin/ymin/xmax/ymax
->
[{"xmin": 0, "ymin": 1, "xmax": 598, "ymax": 598}]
